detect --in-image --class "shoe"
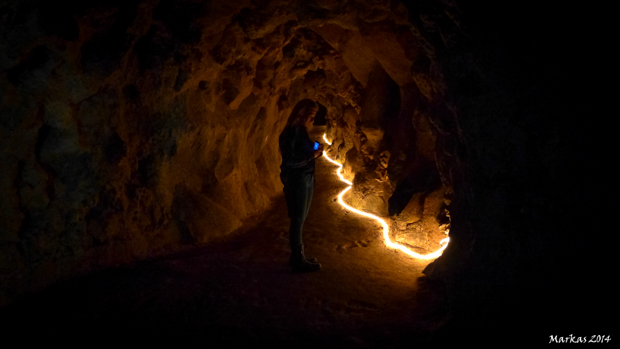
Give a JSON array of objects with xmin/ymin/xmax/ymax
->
[
  {"xmin": 289, "ymin": 243, "xmax": 318, "ymax": 265},
  {"xmin": 290, "ymin": 244, "xmax": 321, "ymax": 273},
  {"xmin": 289, "ymin": 254, "xmax": 318, "ymax": 266}
]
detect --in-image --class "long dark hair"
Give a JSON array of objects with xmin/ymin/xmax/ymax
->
[{"xmin": 285, "ymin": 99, "xmax": 318, "ymax": 127}]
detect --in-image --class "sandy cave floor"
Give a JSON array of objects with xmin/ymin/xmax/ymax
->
[{"xmin": 0, "ymin": 126, "xmax": 450, "ymax": 347}]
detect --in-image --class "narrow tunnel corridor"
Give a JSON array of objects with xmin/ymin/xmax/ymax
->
[
  {"xmin": 0, "ymin": 0, "xmax": 615, "ymax": 345},
  {"xmin": 0, "ymin": 126, "xmax": 448, "ymax": 347}
]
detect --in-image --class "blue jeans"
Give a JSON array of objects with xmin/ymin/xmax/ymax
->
[{"xmin": 282, "ymin": 172, "xmax": 315, "ymax": 249}]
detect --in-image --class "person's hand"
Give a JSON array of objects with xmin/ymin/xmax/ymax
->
[{"xmin": 314, "ymin": 143, "xmax": 324, "ymax": 158}]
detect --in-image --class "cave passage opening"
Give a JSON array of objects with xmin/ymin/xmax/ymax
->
[
  {"xmin": 252, "ymin": 19, "xmax": 453, "ymax": 262},
  {"xmin": 1, "ymin": 0, "xmax": 458, "ymax": 328}
]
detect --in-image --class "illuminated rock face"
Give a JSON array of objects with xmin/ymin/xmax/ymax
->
[{"xmin": 0, "ymin": 0, "xmax": 456, "ymax": 305}]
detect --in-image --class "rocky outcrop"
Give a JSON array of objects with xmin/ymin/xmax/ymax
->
[{"xmin": 0, "ymin": 0, "xmax": 451, "ymax": 306}]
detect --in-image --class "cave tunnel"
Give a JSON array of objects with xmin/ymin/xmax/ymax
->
[{"xmin": 0, "ymin": 0, "xmax": 614, "ymax": 345}]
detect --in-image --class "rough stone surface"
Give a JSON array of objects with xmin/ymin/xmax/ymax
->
[{"xmin": 0, "ymin": 0, "xmax": 446, "ymax": 306}]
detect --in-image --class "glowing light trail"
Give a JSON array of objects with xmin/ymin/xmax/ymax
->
[{"xmin": 322, "ymin": 134, "xmax": 449, "ymax": 260}]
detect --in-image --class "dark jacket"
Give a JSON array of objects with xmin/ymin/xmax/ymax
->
[{"xmin": 279, "ymin": 125, "xmax": 315, "ymax": 181}]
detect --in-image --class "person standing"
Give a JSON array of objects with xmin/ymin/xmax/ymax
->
[{"xmin": 279, "ymin": 99, "xmax": 323, "ymax": 273}]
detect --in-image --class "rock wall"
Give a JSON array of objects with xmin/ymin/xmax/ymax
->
[
  {"xmin": 0, "ymin": 0, "xmax": 452, "ymax": 306},
  {"xmin": 420, "ymin": 1, "xmax": 614, "ymax": 339},
  {"xmin": 2, "ymin": 1, "xmax": 610, "ymax": 337}
]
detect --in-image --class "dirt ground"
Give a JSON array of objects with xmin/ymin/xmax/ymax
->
[{"xmin": 0, "ymin": 126, "xmax": 450, "ymax": 347}]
